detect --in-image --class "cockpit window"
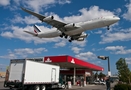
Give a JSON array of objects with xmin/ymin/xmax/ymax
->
[{"xmin": 113, "ymin": 16, "xmax": 116, "ymax": 18}]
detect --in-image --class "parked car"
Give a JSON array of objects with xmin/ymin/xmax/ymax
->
[
  {"xmin": 99, "ymin": 81, "xmax": 106, "ymax": 85},
  {"xmin": 94, "ymin": 80, "xmax": 100, "ymax": 85},
  {"xmin": 94, "ymin": 80, "xmax": 106, "ymax": 85},
  {"xmin": 0, "ymin": 75, "xmax": 5, "ymax": 78}
]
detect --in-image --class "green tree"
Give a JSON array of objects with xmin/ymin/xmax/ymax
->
[
  {"xmin": 98, "ymin": 72, "xmax": 106, "ymax": 79},
  {"xmin": 116, "ymin": 58, "xmax": 131, "ymax": 84},
  {"xmin": 94, "ymin": 72, "xmax": 98, "ymax": 80}
]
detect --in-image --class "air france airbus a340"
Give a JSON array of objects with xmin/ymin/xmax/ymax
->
[{"xmin": 21, "ymin": 7, "xmax": 120, "ymax": 42}]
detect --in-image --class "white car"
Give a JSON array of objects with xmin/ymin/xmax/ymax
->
[
  {"xmin": 94, "ymin": 80, "xmax": 105, "ymax": 85},
  {"xmin": 100, "ymin": 81, "xmax": 106, "ymax": 85}
]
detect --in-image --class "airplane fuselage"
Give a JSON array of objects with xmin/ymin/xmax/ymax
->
[{"xmin": 38, "ymin": 15, "xmax": 120, "ymax": 38}]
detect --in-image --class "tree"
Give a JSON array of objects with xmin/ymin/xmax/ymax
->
[
  {"xmin": 94, "ymin": 72, "xmax": 98, "ymax": 80},
  {"xmin": 98, "ymin": 72, "xmax": 106, "ymax": 80},
  {"xmin": 116, "ymin": 58, "xmax": 131, "ymax": 84}
]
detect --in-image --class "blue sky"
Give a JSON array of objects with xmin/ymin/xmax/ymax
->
[{"xmin": 0, "ymin": 0, "xmax": 131, "ymax": 75}]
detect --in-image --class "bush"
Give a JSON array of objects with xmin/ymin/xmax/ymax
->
[{"xmin": 114, "ymin": 84, "xmax": 131, "ymax": 90}]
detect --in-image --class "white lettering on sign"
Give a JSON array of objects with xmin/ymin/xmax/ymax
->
[
  {"xmin": 71, "ymin": 59, "xmax": 75, "ymax": 63},
  {"xmin": 45, "ymin": 58, "xmax": 52, "ymax": 62}
]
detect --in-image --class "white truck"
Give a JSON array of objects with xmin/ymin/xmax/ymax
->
[{"xmin": 4, "ymin": 59, "xmax": 66, "ymax": 90}]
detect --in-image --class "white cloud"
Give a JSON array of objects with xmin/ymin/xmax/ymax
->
[
  {"xmin": 0, "ymin": 53, "xmax": 17, "ymax": 59},
  {"xmin": 72, "ymin": 39, "xmax": 87, "ymax": 47},
  {"xmin": 1, "ymin": 25, "xmax": 60, "ymax": 44},
  {"xmin": 0, "ymin": 0, "xmax": 10, "ymax": 6},
  {"xmin": 71, "ymin": 47, "xmax": 83, "ymax": 54},
  {"xmin": 125, "ymin": 58, "xmax": 131, "ymax": 61},
  {"xmin": 105, "ymin": 46, "xmax": 131, "ymax": 55},
  {"xmin": 126, "ymin": 57, "xmax": 131, "ymax": 64},
  {"xmin": 54, "ymin": 39, "xmax": 67, "ymax": 48},
  {"xmin": 115, "ymin": 49, "xmax": 131, "ymax": 54},
  {"xmin": 75, "ymin": 51, "xmax": 96, "ymax": 61},
  {"xmin": 14, "ymin": 48, "xmax": 47, "ymax": 55},
  {"xmin": 105, "ymin": 46, "xmax": 125, "ymax": 51},
  {"xmin": 115, "ymin": 8, "xmax": 121, "ymax": 15},
  {"xmin": 58, "ymin": 0, "xmax": 71, "ymax": 4},
  {"xmin": 94, "ymin": 30, "xmax": 102, "ymax": 34},
  {"xmin": 123, "ymin": 0, "xmax": 131, "ymax": 21},
  {"xmin": 22, "ymin": 0, "xmax": 71, "ymax": 12},
  {"xmin": 100, "ymin": 28, "xmax": 131, "ymax": 44},
  {"xmin": 0, "ymin": 48, "xmax": 47, "ymax": 59},
  {"xmin": 63, "ymin": 6, "xmax": 114, "ymax": 23},
  {"xmin": 11, "ymin": 15, "xmax": 41, "ymax": 24}
]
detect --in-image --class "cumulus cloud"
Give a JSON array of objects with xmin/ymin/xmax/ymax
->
[
  {"xmin": 126, "ymin": 57, "xmax": 131, "ymax": 64},
  {"xmin": 125, "ymin": 58, "xmax": 131, "ymax": 61},
  {"xmin": 123, "ymin": 0, "xmax": 131, "ymax": 21},
  {"xmin": 54, "ymin": 39, "xmax": 67, "ymax": 48},
  {"xmin": 71, "ymin": 47, "xmax": 83, "ymax": 54},
  {"xmin": 21, "ymin": 0, "xmax": 71, "ymax": 12},
  {"xmin": 75, "ymin": 51, "xmax": 96, "ymax": 61},
  {"xmin": 100, "ymin": 28, "xmax": 131, "ymax": 44},
  {"xmin": 11, "ymin": 15, "xmax": 41, "ymax": 24},
  {"xmin": 0, "ymin": 48, "xmax": 47, "ymax": 59},
  {"xmin": 72, "ymin": 40, "xmax": 87, "ymax": 47},
  {"xmin": 0, "ymin": 25, "xmax": 60, "ymax": 44},
  {"xmin": 0, "ymin": 0, "xmax": 10, "ymax": 6},
  {"xmin": 63, "ymin": 6, "xmax": 114, "ymax": 23},
  {"xmin": 114, "ymin": 8, "xmax": 121, "ymax": 16},
  {"xmin": 105, "ymin": 46, "xmax": 131, "ymax": 55}
]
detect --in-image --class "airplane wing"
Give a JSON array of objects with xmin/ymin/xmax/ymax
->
[
  {"xmin": 21, "ymin": 8, "xmax": 66, "ymax": 28},
  {"xmin": 21, "ymin": 7, "xmax": 79, "ymax": 32}
]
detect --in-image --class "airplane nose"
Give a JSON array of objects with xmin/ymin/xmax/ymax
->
[
  {"xmin": 112, "ymin": 17, "xmax": 120, "ymax": 23},
  {"xmin": 116, "ymin": 17, "xmax": 120, "ymax": 21}
]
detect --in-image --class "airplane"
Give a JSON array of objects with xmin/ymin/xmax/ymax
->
[{"xmin": 21, "ymin": 7, "xmax": 120, "ymax": 42}]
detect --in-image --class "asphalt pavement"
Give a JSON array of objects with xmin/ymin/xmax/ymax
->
[{"xmin": 0, "ymin": 78, "xmax": 117, "ymax": 90}]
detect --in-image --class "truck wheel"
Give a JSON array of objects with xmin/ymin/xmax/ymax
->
[
  {"xmin": 61, "ymin": 84, "xmax": 65, "ymax": 89},
  {"xmin": 40, "ymin": 85, "xmax": 46, "ymax": 90},
  {"xmin": 34, "ymin": 85, "xmax": 40, "ymax": 90}
]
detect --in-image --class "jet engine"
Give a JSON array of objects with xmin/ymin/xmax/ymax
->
[
  {"xmin": 79, "ymin": 33, "xmax": 88, "ymax": 38},
  {"xmin": 64, "ymin": 23, "xmax": 75, "ymax": 28},
  {"xmin": 77, "ymin": 38, "xmax": 84, "ymax": 41},
  {"xmin": 43, "ymin": 16, "xmax": 54, "ymax": 22}
]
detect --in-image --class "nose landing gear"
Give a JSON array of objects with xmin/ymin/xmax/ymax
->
[{"xmin": 107, "ymin": 26, "xmax": 110, "ymax": 30}]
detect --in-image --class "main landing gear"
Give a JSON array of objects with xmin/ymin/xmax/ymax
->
[
  {"xmin": 60, "ymin": 33, "xmax": 68, "ymax": 39},
  {"xmin": 68, "ymin": 38, "xmax": 74, "ymax": 42}
]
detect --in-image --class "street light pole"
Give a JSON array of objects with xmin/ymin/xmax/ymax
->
[
  {"xmin": 98, "ymin": 56, "xmax": 111, "ymax": 90},
  {"xmin": 107, "ymin": 57, "xmax": 111, "ymax": 76},
  {"xmin": 97, "ymin": 56, "xmax": 111, "ymax": 76}
]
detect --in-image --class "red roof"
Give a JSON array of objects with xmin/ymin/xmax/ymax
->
[{"xmin": 44, "ymin": 55, "xmax": 104, "ymax": 71}]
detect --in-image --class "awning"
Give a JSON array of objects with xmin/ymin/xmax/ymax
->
[{"xmin": 43, "ymin": 55, "xmax": 103, "ymax": 71}]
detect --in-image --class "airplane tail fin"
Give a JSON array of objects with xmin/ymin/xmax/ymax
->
[{"xmin": 33, "ymin": 25, "xmax": 42, "ymax": 34}]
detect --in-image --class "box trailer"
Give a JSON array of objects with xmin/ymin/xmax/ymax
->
[{"xmin": 4, "ymin": 59, "xmax": 66, "ymax": 90}]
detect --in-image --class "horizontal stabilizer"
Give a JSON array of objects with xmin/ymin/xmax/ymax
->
[{"xmin": 24, "ymin": 31, "xmax": 38, "ymax": 36}]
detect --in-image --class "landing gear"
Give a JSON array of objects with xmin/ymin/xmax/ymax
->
[
  {"xmin": 68, "ymin": 38, "xmax": 74, "ymax": 42},
  {"xmin": 68, "ymin": 40, "xmax": 72, "ymax": 42},
  {"xmin": 65, "ymin": 35, "xmax": 68, "ymax": 39},
  {"xmin": 59, "ymin": 35, "xmax": 63, "ymax": 38},
  {"xmin": 107, "ymin": 26, "xmax": 110, "ymax": 30}
]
